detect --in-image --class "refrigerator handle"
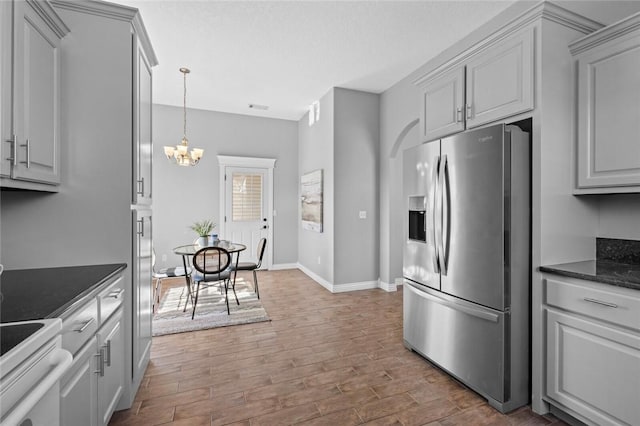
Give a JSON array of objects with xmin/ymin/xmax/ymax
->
[
  {"xmin": 405, "ymin": 281, "xmax": 500, "ymax": 323},
  {"xmin": 430, "ymin": 155, "xmax": 440, "ymax": 273},
  {"xmin": 437, "ymin": 155, "xmax": 448, "ymax": 275}
]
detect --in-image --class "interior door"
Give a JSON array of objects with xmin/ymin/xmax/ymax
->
[
  {"xmin": 224, "ymin": 167, "xmax": 269, "ymax": 265},
  {"xmin": 439, "ymin": 124, "xmax": 506, "ymax": 311}
]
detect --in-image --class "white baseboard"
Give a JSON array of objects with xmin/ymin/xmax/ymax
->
[
  {"xmin": 298, "ymin": 263, "xmax": 386, "ymax": 293},
  {"xmin": 332, "ymin": 280, "xmax": 379, "ymax": 293},
  {"xmin": 395, "ymin": 278, "xmax": 404, "ymax": 286},
  {"xmin": 269, "ymin": 263, "xmax": 298, "ymax": 271}
]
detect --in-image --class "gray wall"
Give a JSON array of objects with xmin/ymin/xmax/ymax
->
[
  {"xmin": 153, "ymin": 104, "xmax": 298, "ymax": 270},
  {"xmin": 334, "ymin": 88, "xmax": 380, "ymax": 285},
  {"xmin": 598, "ymin": 195, "xmax": 640, "ymax": 240},
  {"xmin": 379, "ymin": 75, "xmax": 421, "ymax": 286},
  {"xmin": 297, "ymin": 88, "xmax": 380, "ymax": 287},
  {"xmin": 0, "ymin": 14, "xmax": 133, "ymax": 270},
  {"xmin": 297, "ymin": 90, "xmax": 335, "ymax": 283}
]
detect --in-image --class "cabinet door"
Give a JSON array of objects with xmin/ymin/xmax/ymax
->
[
  {"xmin": 466, "ymin": 28, "xmax": 533, "ymax": 128},
  {"xmin": 98, "ymin": 311, "xmax": 124, "ymax": 426},
  {"xmin": 0, "ymin": 1, "xmax": 11, "ymax": 178},
  {"xmin": 12, "ymin": 0, "xmax": 61, "ymax": 184},
  {"xmin": 546, "ymin": 309, "xmax": 640, "ymax": 426},
  {"xmin": 133, "ymin": 38, "xmax": 153, "ymax": 205},
  {"xmin": 419, "ymin": 66, "xmax": 465, "ymax": 142},
  {"xmin": 576, "ymin": 34, "xmax": 640, "ymax": 190},
  {"xmin": 60, "ymin": 336, "xmax": 98, "ymax": 426},
  {"xmin": 132, "ymin": 209, "xmax": 152, "ymax": 387}
]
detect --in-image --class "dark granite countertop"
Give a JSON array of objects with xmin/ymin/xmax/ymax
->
[
  {"xmin": 0, "ymin": 263, "xmax": 126, "ymax": 322},
  {"xmin": 540, "ymin": 260, "xmax": 640, "ymax": 291}
]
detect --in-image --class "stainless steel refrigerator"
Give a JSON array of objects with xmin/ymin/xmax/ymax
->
[{"xmin": 402, "ymin": 123, "xmax": 530, "ymax": 413}]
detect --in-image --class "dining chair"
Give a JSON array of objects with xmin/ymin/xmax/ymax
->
[
  {"xmin": 152, "ymin": 248, "xmax": 190, "ymax": 312},
  {"xmin": 231, "ymin": 237, "xmax": 266, "ymax": 299},
  {"xmin": 190, "ymin": 246, "xmax": 238, "ymax": 318}
]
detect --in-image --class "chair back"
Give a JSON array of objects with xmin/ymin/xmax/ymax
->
[
  {"xmin": 192, "ymin": 247, "xmax": 231, "ymax": 279},
  {"xmin": 256, "ymin": 238, "xmax": 267, "ymax": 268}
]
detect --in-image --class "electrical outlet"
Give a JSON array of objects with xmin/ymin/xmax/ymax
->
[
  {"xmin": 162, "ymin": 254, "xmax": 167, "ymax": 262},
  {"xmin": 359, "ymin": 210, "xmax": 367, "ymax": 219}
]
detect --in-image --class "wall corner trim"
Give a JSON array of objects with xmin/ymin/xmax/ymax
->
[
  {"xmin": 378, "ymin": 279, "xmax": 397, "ymax": 292},
  {"xmin": 297, "ymin": 263, "xmax": 333, "ymax": 292}
]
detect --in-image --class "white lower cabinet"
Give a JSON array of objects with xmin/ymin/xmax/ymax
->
[
  {"xmin": 61, "ymin": 308, "xmax": 124, "ymax": 426},
  {"xmin": 60, "ymin": 336, "xmax": 98, "ymax": 426},
  {"xmin": 97, "ymin": 310, "xmax": 124, "ymax": 426},
  {"xmin": 543, "ymin": 276, "xmax": 640, "ymax": 426},
  {"xmin": 60, "ymin": 273, "xmax": 125, "ymax": 426}
]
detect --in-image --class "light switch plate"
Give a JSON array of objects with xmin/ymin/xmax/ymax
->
[{"xmin": 359, "ymin": 211, "xmax": 367, "ymax": 219}]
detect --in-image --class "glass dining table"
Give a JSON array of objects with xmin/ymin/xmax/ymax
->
[{"xmin": 172, "ymin": 241, "xmax": 247, "ymax": 307}]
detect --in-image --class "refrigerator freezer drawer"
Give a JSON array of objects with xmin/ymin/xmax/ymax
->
[{"xmin": 403, "ymin": 281, "xmax": 507, "ymax": 403}]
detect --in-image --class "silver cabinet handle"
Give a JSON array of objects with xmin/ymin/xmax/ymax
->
[
  {"xmin": 584, "ymin": 297, "xmax": 618, "ymax": 308},
  {"xmin": 456, "ymin": 107, "xmax": 463, "ymax": 123},
  {"xmin": 19, "ymin": 139, "xmax": 30, "ymax": 168},
  {"xmin": 6, "ymin": 134, "xmax": 17, "ymax": 166},
  {"xmin": 137, "ymin": 218, "xmax": 144, "ymax": 236},
  {"xmin": 137, "ymin": 177, "xmax": 144, "ymax": 196},
  {"xmin": 94, "ymin": 350, "xmax": 105, "ymax": 376},
  {"xmin": 73, "ymin": 317, "xmax": 95, "ymax": 333},
  {"xmin": 104, "ymin": 341, "xmax": 112, "ymax": 367},
  {"xmin": 108, "ymin": 288, "xmax": 124, "ymax": 299},
  {"xmin": 466, "ymin": 103, "xmax": 472, "ymax": 119}
]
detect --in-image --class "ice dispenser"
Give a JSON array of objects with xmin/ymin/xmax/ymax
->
[{"xmin": 408, "ymin": 195, "xmax": 426, "ymax": 242}]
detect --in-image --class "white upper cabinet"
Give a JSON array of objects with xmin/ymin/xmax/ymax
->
[
  {"xmin": 0, "ymin": 0, "xmax": 68, "ymax": 189},
  {"xmin": 466, "ymin": 29, "xmax": 534, "ymax": 129},
  {"xmin": 416, "ymin": 27, "xmax": 534, "ymax": 142},
  {"xmin": 571, "ymin": 13, "xmax": 640, "ymax": 193},
  {"xmin": 419, "ymin": 67, "xmax": 465, "ymax": 142},
  {"xmin": 133, "ymin": 39, "xmax": 153, "ymax": 205}
]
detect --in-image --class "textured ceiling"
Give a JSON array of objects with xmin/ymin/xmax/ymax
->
[{"xmin": 119, "ymin": 1, "xmax": 521, "ymax": 121}]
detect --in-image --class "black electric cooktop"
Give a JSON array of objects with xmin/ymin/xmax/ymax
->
[{"xmin": 0, "ymin": 322, "xmax": 44, "ymax": 356}]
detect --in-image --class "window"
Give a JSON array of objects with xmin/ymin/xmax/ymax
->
[{"xmin": 231, "ymin": 173, "xmax": 262, "ymax": 221}]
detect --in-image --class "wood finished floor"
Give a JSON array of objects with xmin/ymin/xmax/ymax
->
[{"xmin": 110, "ymin": 269, "xmax": 566, "ymax": 426}]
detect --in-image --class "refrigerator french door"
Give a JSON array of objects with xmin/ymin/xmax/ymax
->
[{"xmin": 402, "ymin": 123, "xmax": 530, "ymax": 413}]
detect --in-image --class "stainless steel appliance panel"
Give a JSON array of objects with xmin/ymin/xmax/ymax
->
[
  {"xmin": 403, "ymin": 142, "xmax": 440, "ymax": 290},
  {"xmin": 403, "ymin": 281, "xmax": 506, "ymax": 402},
  {"xmin": 439, "ymin": 125, "xmax": 507, "ymax": 310}
]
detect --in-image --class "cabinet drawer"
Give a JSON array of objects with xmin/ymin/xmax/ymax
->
[
  {"xmin": 99, "ymin": 276, "xmax": 125, "ymax": 324},
  {"xmin": 545, "ymin": 277, "xmax": 640, "ymax": 331},
  {"xmin": 62, "ymin": 298, "xmax": 99, "ymax": 356}
]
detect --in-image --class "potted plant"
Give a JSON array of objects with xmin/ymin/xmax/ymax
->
[{"xmin": 190, "ymin": 219, "xmax": 216, "ymax": 246}]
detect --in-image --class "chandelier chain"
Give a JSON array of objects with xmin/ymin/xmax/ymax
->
[{"xmin": 183, "ymin": 70, "xmax": 187, "ymax": 141}]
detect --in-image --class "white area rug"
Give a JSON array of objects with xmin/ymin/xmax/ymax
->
[{"xmin": 152, "ymin": 278, "xmax": 270, "ymax": 336}]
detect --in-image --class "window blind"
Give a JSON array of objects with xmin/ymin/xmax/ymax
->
[{"xmin": 232, "ymin": 173, "xmax": 262, "ymax": 221}]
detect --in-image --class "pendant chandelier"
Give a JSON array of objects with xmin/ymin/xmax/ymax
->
[{"xmin": 164, "ymin": 67, "xmax": 204, "ymax": 166}]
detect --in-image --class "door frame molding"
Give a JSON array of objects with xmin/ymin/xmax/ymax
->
[{"xmin": 217, "ymin": 155, "xmax": 276, "ymax": 269}]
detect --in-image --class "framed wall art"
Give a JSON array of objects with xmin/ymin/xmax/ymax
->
[{"xmin": 301, "ymin": 169, "xmax": 323, "ymax": 232}]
